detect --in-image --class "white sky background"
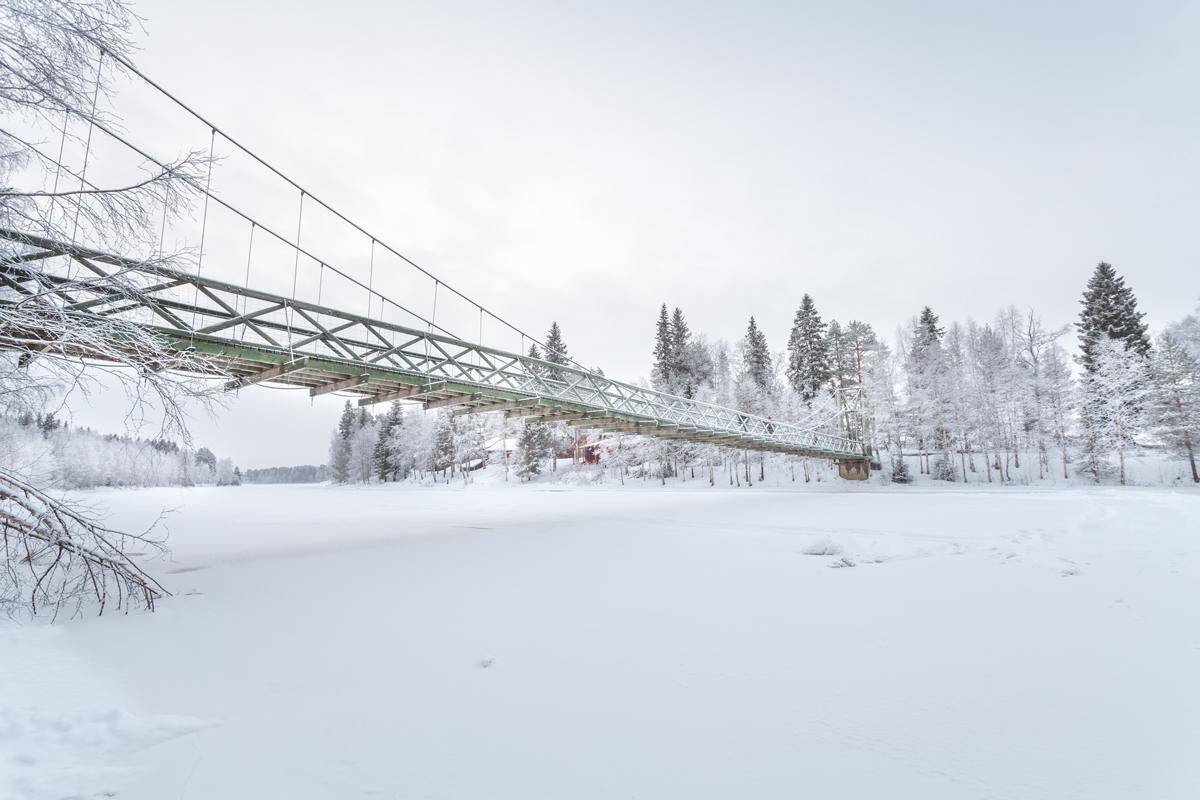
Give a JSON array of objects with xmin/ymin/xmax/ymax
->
[{"xmin": 64, "ymin": 0, "xmax": 1200, "ymax": 468}]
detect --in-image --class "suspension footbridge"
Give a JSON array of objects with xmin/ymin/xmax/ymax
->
[{"xmin": 0, "ymin": 44, "xmax": 873, "ymax": 475}]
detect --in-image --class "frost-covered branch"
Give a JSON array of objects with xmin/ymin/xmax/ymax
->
[{"xmin": 0, "ymin": 467, "xmax": 168, "ymax": 620}]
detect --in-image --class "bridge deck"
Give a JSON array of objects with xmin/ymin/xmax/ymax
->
[{"xmin": 0, "ymin": 229, "xmax": 868, "ymax": 461}]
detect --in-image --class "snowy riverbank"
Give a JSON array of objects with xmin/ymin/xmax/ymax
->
[{"xmin": 3, "ymin": 483, "xmax": 1198, "ymax": 799}]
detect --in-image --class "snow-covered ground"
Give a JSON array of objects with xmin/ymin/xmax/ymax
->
[{"xmin": 3, "ymin": 479, "xmax": 1199, "ymax": 799}]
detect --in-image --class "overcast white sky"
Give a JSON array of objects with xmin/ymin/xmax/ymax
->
[{"xmin": 66, "ymin": 0, "xmax": 1200, "ymax": 468}]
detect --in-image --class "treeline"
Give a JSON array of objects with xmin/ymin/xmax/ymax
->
[
  {"xmin": 325, "ymin": 321, "xmax": 579, "ymax": 484},
  {"xmin": 325, "ymin": 264, "xmax": 1198, "ymax": 487},
  {"xmin": 0, "ymin": 413, "xmax": 240, "ymax": 488},
  {"xmin": 241, "ymin": 465, "xmax": 330, "ymax": 484},
  {"xmin": 642, "ymin": 261, "xmax": 1198, "ymax": 485},
  {"xmin": 328, "ymin": 399, "xmax": 502, "ymax": 485}
]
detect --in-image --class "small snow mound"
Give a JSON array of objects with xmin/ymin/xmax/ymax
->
[
  {"xmin": 802, "ymin": 538, "xmax": 843, "ymax": 556},
  {"xmin": 828, "ymin": 556, "xmax": 857, "ymax": 569},
  {"xmin": 479, "ymin": 656, "xmax": 496, "ymax": 668}
]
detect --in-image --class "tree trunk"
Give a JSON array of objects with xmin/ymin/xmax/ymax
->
[{"xmin": 1183, "ymin": 432, "xmax": 1200, "ymax": 484}]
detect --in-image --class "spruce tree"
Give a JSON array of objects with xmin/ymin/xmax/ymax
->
[
  {"xmin": 525, "ymin": 342, "xmax": 545, "ymax": 382},
  {"xmin": 743, "ymin": 316, "xmax": 772, "ymax": 389},
  {"xmin": 785, "ymin": 294, "xmax": 831, "ymax": 401},
  {"xmin": 544, "ymin": 322, "xmax": 569, "ymax": 365},
  {"xmin": 515, "ymin": 419, "xmax": 550, "ymax": 480},
  {"xmin": 670, "ymin": 307, "xmax": 694, "ymax": 397},
  {"xmin": 337, "ymin": 400, "xmax": 355, "ymax": 441},
  {"xmin": 540, "ymin": 322, "xmax": 570, "ymax": 469},
  {"xmin": 912, "ymin": 306, "xmax": 944, "ymax": 356},
  {"xmin": 329, "ymin": 400, "xmax": 357, "ymax": 483},
  {"xmin": 1078, "ymin": 262, "xmax": 1151, "ymax": 373},
  {"xmin": 651, "ymin": 303, "xmax": 673, "ymax": 390},
  {"xmin": 373, "ymin": 401, "xmax": 404, "ymax": 481}
]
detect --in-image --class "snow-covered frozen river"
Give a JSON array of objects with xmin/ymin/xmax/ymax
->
[{"xmin": 3, "ymin": 483, "xmax": 1199, "ymax": 799}]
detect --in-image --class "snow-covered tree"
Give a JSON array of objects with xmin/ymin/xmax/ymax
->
[
  {"xmin": 348, "ymin": 418, "xmax": 379, "ymax": 484},
  {"xmin": 215, "ymin": 458, "xmax": 236, "ymax": 486},
  {"xmin": 544, "ymin": 322, "xmax": 569, "ymax": 366},
  {"xmin": 1078, "ymin": 338, "xmax": 1150, "ymax": 484},
  {"xmin": 905, "ymin": 307, "xmax": 951, "ymax": 476},
  {"xmin": 515, "ymin": 419, "xmax": 552, "ymax": 481},
  {"xmin": 786, "ymin": 294, "xmax": 831, "ymax": 401},
  {"xmin": 432, "ymin": 410, "xmax": 455, "ymax": 478},
  {"xmin": 740, "ymin": 316, "xmax": 773, "ymax": 393},
  {"xmin": 373, "ymin": 401, "xmax": 405, "ymax": 481},
  {"xmin": 452, "ymin": 413, "xmax": 488, "ymax": 482},
  {"xmin": 651, "ymin": 304, "xmax": 673, "ymax": 390},
  {"xmin": 1078, "ymin": 261, "xmax": 1151, "ymax": 373},
  {"xmin": 1151, "ymin": 329, "xmax": 1200, "ymax": 483}
]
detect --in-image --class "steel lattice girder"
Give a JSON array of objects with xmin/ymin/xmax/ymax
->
[{"xmin": 0, "ymin": 228, "xmax": 868, "ymax": 460}]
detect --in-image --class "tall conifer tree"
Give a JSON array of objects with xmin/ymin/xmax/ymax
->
[
  {"xmin": 1078, "ymin": 262, "xmax": 1151, "ymax": 372},
  {"xmin": 651, "ymin": 304, "xmax": 673, "ymax": 390},
  {"xmin": 670, "ymin": 307, "xmax": 695, "ymax": 397},
  {"xmin": 743, "ymin": 316, "xmax": 772, "ymax": 389},
  {"xmin": 786, "ymin": 294, "xmax": 831, "ymax": 401},
  {"xmin": 544, "ymin": 322, "xmax": 569, "ymax": 365}
]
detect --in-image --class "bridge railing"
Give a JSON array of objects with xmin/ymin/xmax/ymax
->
[{"xmin": 0, "ymin": 229, "xmax": 865, "ymax": 458}]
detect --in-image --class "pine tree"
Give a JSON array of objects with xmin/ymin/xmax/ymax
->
[
  {"xmin": 785, "ymin": 294, "xmax": 831, "ymax": 401},
  {"xmin": 1078, "ymin": 262, "xmax": 1151, "ymax": 373},
  {"xmin": 826, "ymin": 320, "xmax": 853, "ymax": 390},
  {"xmin": 843, "ymin": 321, "xmax": 879, "ymax": 386},
  {"xmin": 651, "ymin": 303, "xmax": 673, "ymax": 390}
]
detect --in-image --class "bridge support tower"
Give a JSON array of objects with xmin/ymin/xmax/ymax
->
[{"xmin": 837, "ymin": 459, "xmax": 871, "ymax": 481}]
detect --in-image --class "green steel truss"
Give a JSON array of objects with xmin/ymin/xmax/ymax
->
[{"xmin": 0, "ymin": 229, "xmax": 868, "ymax": 460}]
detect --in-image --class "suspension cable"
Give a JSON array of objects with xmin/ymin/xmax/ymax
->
[
  {"xmin": 287, "ymin": 190, "xmax": 305, "ymax": 354},
  {"xmin": 72, "ymin": 112, "xmax": 448, "ymax": 337},
  {"xmin": 366, "ymin": 238, "xmax": 375, "ymax": 318},
  {"xmin": 91, "ymin": 42, "xmax": 596, "ymax": 374},
  {"xmin": 424, "ymin": 280, "xmax": 439, "ymax": 391},
  {"xmin": 240, "ymin": 221, "xmax": 256, "ymax": 341},
  {"xmin": 191, "ymin": 127, "xmax": 216, "ymax": 329}
]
